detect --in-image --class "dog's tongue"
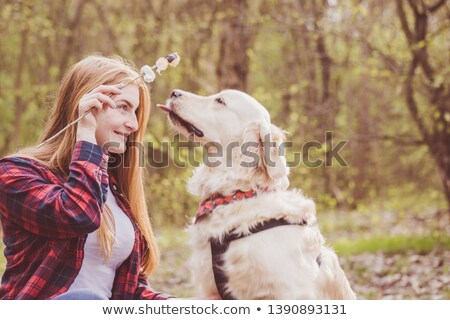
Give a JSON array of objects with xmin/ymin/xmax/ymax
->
[{"xmin": 157, "ymin": 104, "xmax": 172, "ymax": 113}]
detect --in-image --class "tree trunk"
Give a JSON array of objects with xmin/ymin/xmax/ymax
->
[
  {"xmin": 441, "ymin": 166, "xmax": 450, "ymax": 213},
  {"xmin": 58, "ymin": 0, "xmax": 88, "ymax": 72},
  {"xmin": 216, "ymin": 0, "xmax": 250, "ymax": 91},
  {"xmin": 311, "ymin": 0, "xmax": 340, "ymax": 203},
  {"xmin": 396, "ymin": 0, "xmax": 450, "ymax": 215},
  {"xmin": 9, "ymin": 7, "xmax": 29, "ymax": 151},
  {"xmin": 353, "ymin": 76, "xmax": 371, "ymax": 203},
  {"xmin": 431, "ymin": 130, "xmax": 450, "ymax": 214}
]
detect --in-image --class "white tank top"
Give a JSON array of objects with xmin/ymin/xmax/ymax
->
[{"xmin": 68, "ymin": 186, "xmax": 135, "ymax": 298}]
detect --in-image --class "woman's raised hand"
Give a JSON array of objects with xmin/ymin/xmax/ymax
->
[{"xmin": 76, "ymin": 84, "xmax": 122, "ymax": 143}]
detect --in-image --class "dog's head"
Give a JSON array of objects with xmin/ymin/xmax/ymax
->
[{"xmin": 159, "ymin": 89, "xmax": 289, "ymax": 190}]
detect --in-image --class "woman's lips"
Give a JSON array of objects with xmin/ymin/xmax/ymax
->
[{"xmin": 114, "ymin": 131, "xmax": 128, "ymax": 139}]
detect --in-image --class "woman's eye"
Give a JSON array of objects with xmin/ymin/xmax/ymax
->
[
  {"xmin": 117, "ymin": 104, "xmax": 129, "ymax": 111},
  {"xmin": 215, "ymin": 97, "xmax": 226, "ymax": 105}
]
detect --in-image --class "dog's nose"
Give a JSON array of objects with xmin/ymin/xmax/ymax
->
[{"xmin": 170, "ymin": 90, "xmax": 182, "ymax": 99}]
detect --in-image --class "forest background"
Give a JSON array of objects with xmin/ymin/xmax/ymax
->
[{"xmin": 0, "ymin": 0, "xmax": 449, "ymax": 299}]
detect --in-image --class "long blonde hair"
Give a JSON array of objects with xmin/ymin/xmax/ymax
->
[{"xmin": 15, "ymin": 54, "xmax": 159, "ymax": 276}]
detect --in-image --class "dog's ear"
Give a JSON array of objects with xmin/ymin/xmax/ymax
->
[
  {"xmin": 261, "ymin": 123, "xmax": 290, "ymax": 181},
  {"xmin": 241, "ymin": 121, "xmax": 289, "ymax": 183}
]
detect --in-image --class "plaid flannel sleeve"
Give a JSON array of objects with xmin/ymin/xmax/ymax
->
[
  {"xmin": 134, "ymin": 274, "xmax": 176, "ymax": 300},
  {"xmin": 0, "ymin": 141, "xmax": 109, "ymax": 238}
]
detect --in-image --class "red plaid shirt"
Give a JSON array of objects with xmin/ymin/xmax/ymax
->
[{"xmin": 0, "ymin": 141, "xmax": 170, "ymax": 300}]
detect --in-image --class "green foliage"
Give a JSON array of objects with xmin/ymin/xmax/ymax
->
[
  {"xmin": 0, "ymin": 0, "xmax": 449, "ymax": 228},
  {"xmin": 332, "ymin": 234, "xmax": 450, "ymax": 256},
  {"xmin": 1, "ymin": 1, "xmax": 449, "ymax": 300}
]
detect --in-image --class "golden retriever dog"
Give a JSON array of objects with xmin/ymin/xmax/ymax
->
[{"xmin": 159, "ymin": 89, "xmax": 356, "ymax": 300}]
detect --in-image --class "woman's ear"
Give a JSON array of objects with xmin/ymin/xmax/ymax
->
[{"xmin": 241, "ymin": 121, "xmax": 289, "ymax": 182}]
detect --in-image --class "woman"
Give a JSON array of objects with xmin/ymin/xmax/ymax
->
[{"xmin": 0, "ymin": 54, "xmax": 172, "ymax": 299}]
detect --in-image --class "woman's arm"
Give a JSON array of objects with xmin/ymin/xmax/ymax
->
[{"xmin": 0, "ymin": 141, "xmax": 109, "ymax": 238}]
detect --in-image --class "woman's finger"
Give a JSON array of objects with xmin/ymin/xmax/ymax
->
[
  {"xmin": 80, "ymin": 99, "xmax": 103, "ymax": 113},
  {"xmin": 91, "ymin": 93, "xmax": 117, "ymax": 109},
  {"xmin": 77, "ymin": 98, "xmax": 102, "ymax": 131},
  {"xmin": 89, "ymin": 84, "xmax": 123, "ymax": 96}
]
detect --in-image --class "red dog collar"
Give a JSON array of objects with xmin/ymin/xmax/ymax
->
[{"xmin": 195, "ymin": 190, "xmax": 258, "ymax": 223}]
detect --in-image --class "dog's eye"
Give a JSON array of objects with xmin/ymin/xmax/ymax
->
[{"xmin": 215, "ymin": 97, "xmax": 226, "ymax": 106}]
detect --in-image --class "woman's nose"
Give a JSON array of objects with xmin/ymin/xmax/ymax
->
[{"xmin": 125, "ymin": 115, "xmax": 138, "ymax": 132}]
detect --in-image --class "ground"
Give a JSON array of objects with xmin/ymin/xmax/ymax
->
[
  {"xmin": 1, "ymin": 208, "xmax": 449, "ymax": 299},
  {"xmin": 149, "ymin": 208, "xmax": 450, "ymax": 299}
]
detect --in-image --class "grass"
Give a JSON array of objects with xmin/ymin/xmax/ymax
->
[
  {"xmin": 331, "ymin": 233, "xmax": 450, "ymax": 256},
  {"xmin": 0, "ymin": 229, "xmax": 449, "ymax": 278}
]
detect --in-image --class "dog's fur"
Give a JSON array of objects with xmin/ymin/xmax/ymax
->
[{"xmin": 161, "ymin": 89, "xmax": 356, "ymax": 299}]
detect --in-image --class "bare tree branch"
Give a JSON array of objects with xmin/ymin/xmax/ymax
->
[
  {"xmin": 428, "ymin": 0, "xmax": 447, "ymax": 13},
  {"xmin": 405, "ymin": 59, "xmax": 431, "ymax": 144},
  {"xmin": 350, "ymin": 133, "xmax": 425, "ymax": 146},
  {"xmin": 398, "ymin": 0, "xmax": 436, "ymax": 82},
  {"xmin": 362, "ymin": 40, "xmax": 403, "ymax": 74},
  {"xmin": 396, "ymin": 0, "xmax": 414, "ymax": 45},
  {"xmin": 407, "ymin": 0, "xmax": 420, "ymax": 15}
]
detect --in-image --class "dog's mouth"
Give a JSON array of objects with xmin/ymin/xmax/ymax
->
[{"xmin": 157, "ymin": 104, "xmax": 204, "ymax": 138}]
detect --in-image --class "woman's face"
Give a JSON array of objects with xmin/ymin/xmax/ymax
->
[{"xmin": 95, "ymin": 84, "xmax": 140, "ymax": 154}]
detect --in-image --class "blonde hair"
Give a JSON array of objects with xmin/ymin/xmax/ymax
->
[{"xmin": 14, "ymin": 54, "xmax": 159, "ymax": 276}]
